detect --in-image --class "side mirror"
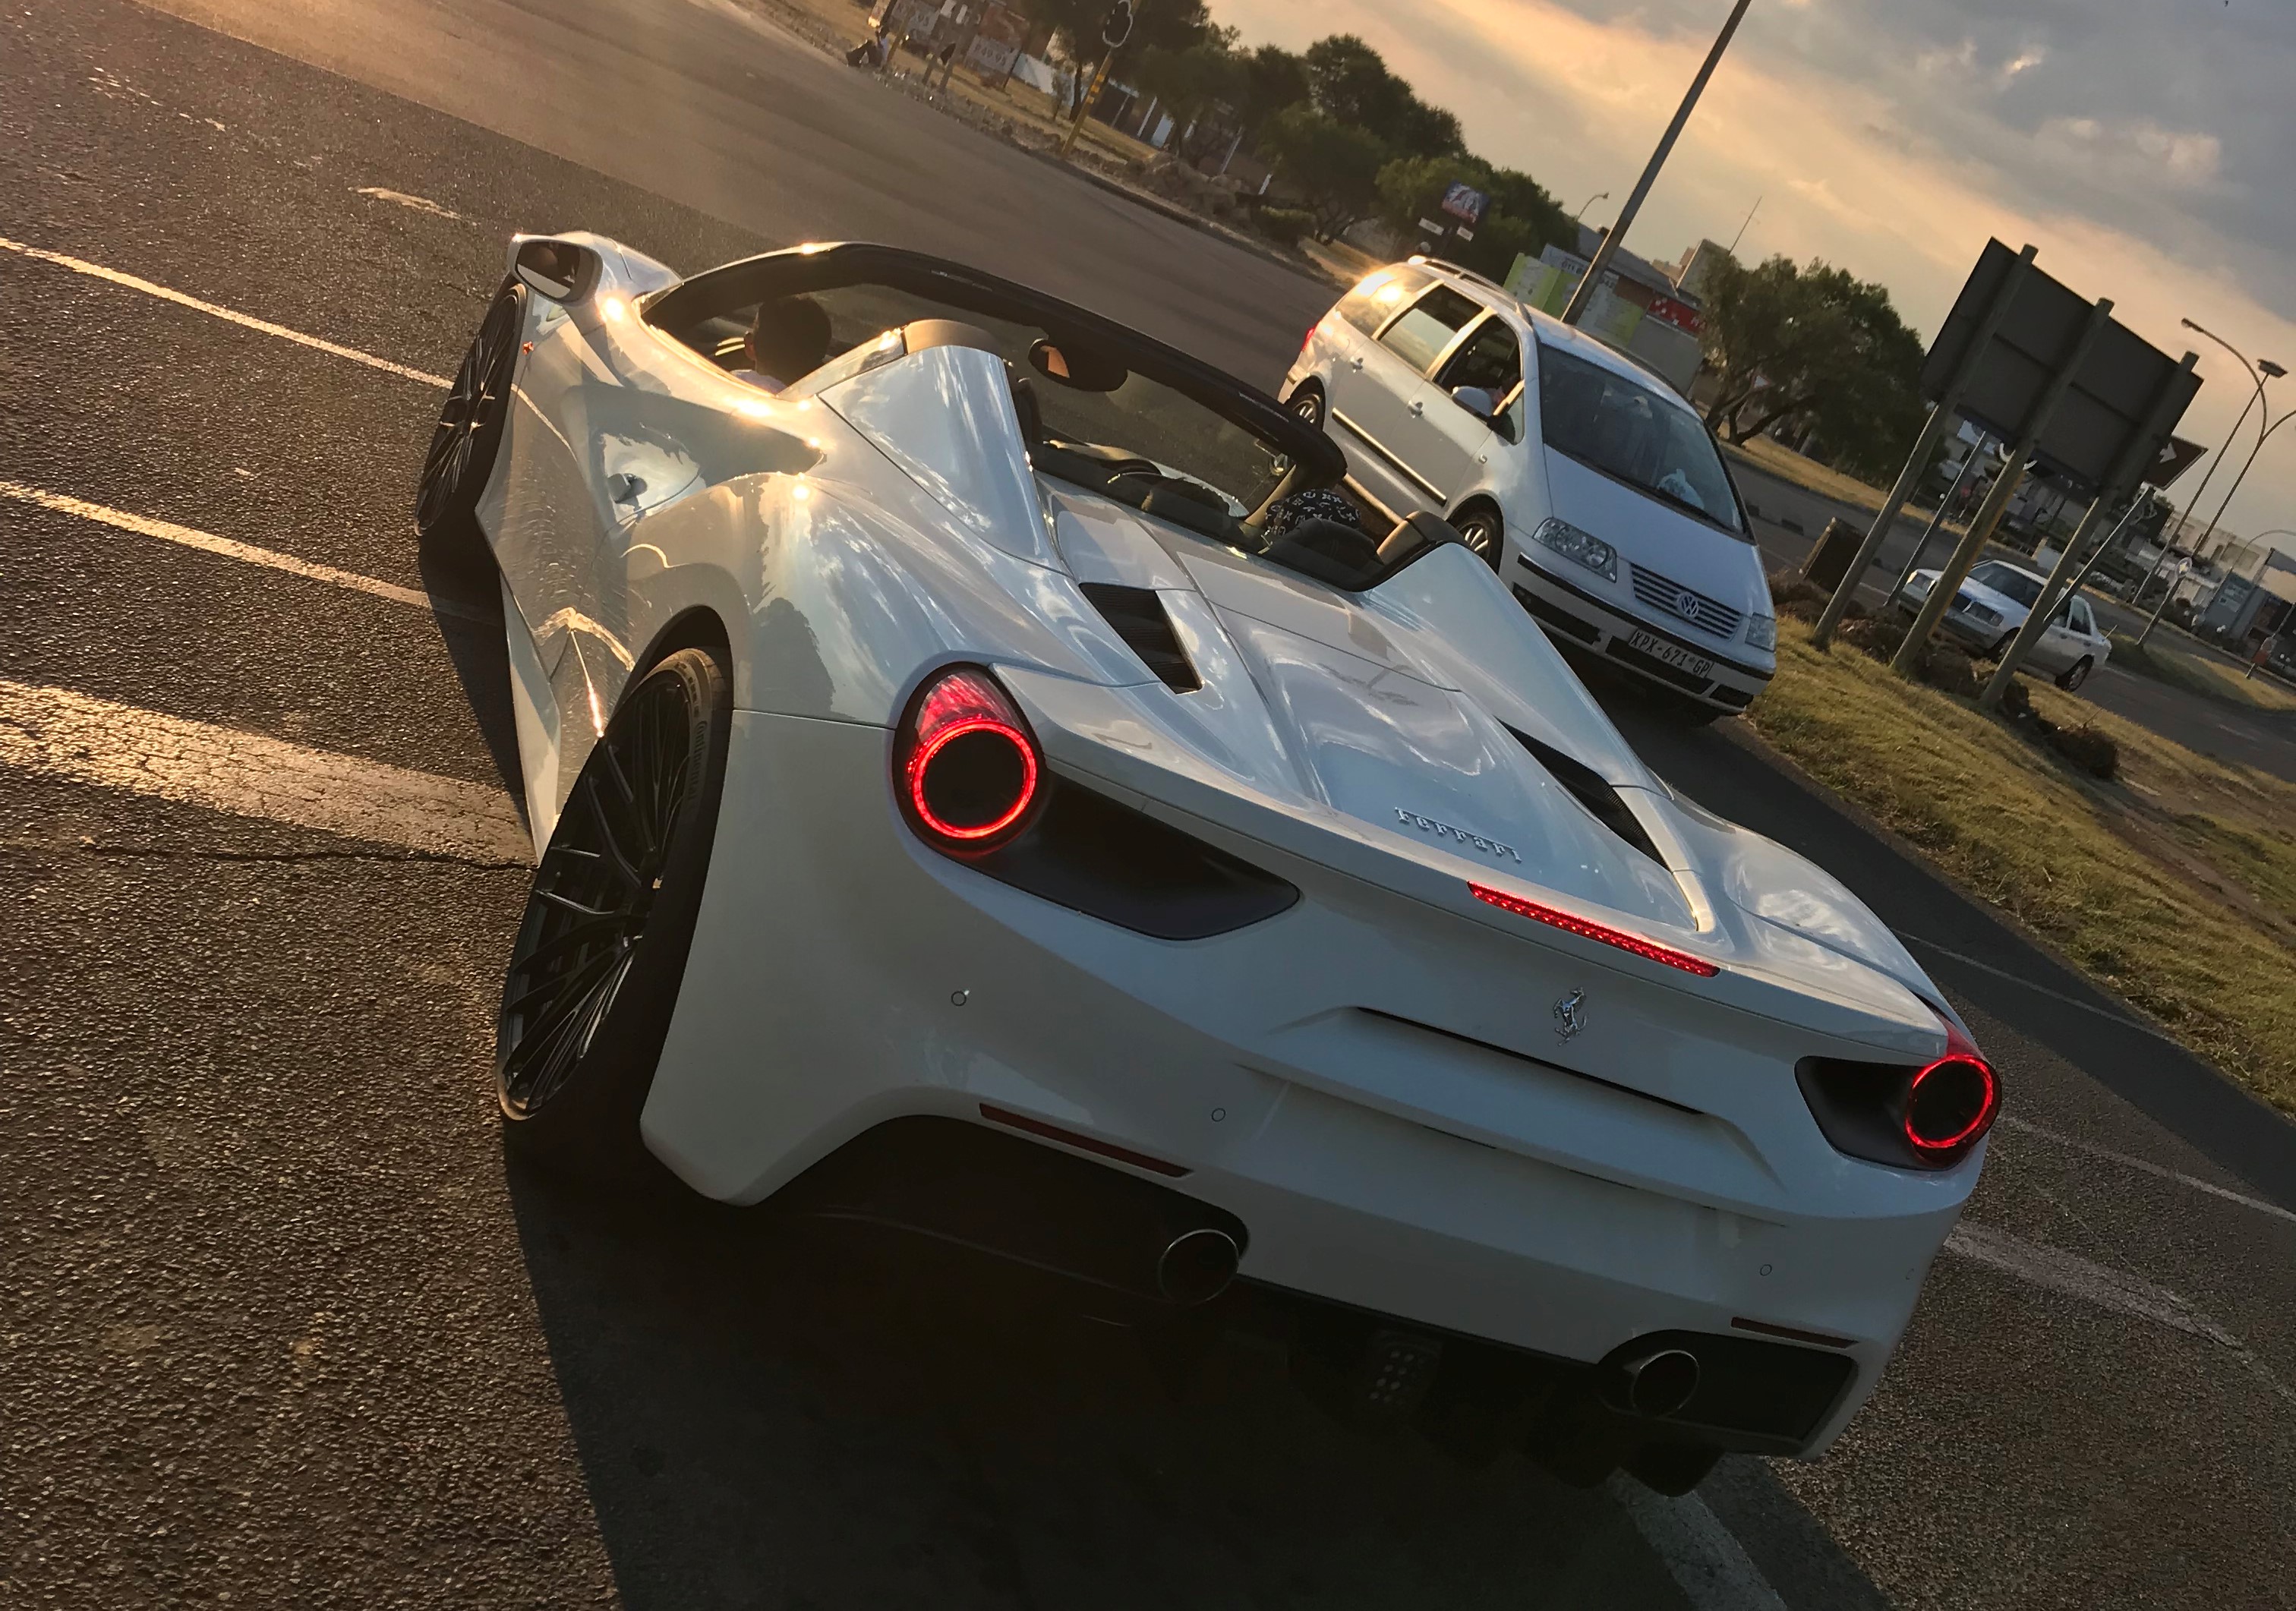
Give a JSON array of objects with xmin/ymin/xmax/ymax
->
[
  {"xmin": 1449, "ymin": 385, "xmax": 1497, "ymax": 422},
  {"xmin": 511, "ymin": 237, "xmax": 601, "ymax": 302}
]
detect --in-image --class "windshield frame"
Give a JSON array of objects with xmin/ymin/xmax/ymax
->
[
  {"xmin": 1531, "ymin": 338, "xmax": 1750, "ymax": 541},
  {"xmin": 644, "ymin": 242, "xmax": 1346, "ymax": 492}
]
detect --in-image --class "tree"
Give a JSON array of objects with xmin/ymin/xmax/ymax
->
[
  {"xmin": 1374, "ymin": 156, "xmax": 1571, "ymax": 281},
  {"xmin": 1238, "ymin": 43, "xmax": 1309, "ymax": 140},
  {"xmin": 1698, "ymin": 253, "xmax": 1925, "ymax": 480},
  {"xmin": 1014, "ymin": 0, "xmax": 1212, "ymax": 115},
  {"xmin": 1302, "ymin": 35, "xmax": 1462, "ymax": 159},
  {"xmin": 1263, "ymin": 105, "xmax": 1389, "ymax": 240},
  {"xmin": 1134, "ymin": 36, "xmax": 1247, "ymax": 162}
]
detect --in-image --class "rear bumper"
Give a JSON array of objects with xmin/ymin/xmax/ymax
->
[
  {"xmin": 642, "ymin": 708, "xmax": 1971, "ymax": 1455},
  {"xmin": 1509, "ymin": 558, "xmax": 1773, "ymax": 710}
]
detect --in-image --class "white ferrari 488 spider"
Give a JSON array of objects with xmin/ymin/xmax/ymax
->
[{"xmin": 415, "ymin": 233, "xmax": 2000, "ymax": 1494}]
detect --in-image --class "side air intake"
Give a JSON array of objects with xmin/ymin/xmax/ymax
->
[
  {"xmin": 1080, "ymin": 583, "xmax": 1201, "ymax": 692},
  {"xmin": 1508, "ymin": 727, "xmax": 1665, "ymax": 866}
]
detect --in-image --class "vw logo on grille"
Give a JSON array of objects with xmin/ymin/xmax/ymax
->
[{"xmin": 1676, "ymin": 588, "xmax": 1702, "ymax": 620}]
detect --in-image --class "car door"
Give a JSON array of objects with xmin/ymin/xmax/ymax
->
[
  {"xmin": 1402, "ymin": 312, "xmax": 1525, "ymax": 504},
  {"xmin": 1327, "ymin": 282, "xmax": 1483, "ymax": 517},
  {"xmin": 2069, "ymin": 597, "xmax": 2107, "ymax": 669},
  {"xmin": 2034, "ymin": 594, "xmax": 2083, "ymax": 673}
]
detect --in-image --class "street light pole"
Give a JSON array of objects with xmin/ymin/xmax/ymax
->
[
  {"xmin": 1561, "ymin": 0, "xmax": 1754, "ymax": 326},
  {"xmin": 2137, "ymin": 405, "xmax": 2296, "ymax": 647},
  {"xmin": 2134, "ymin": 320, "xmax": 2279, "ymax": 609},
  {"xmin": 1572, "ymin": 190, "xmax": 1610, "ymax": 223}
]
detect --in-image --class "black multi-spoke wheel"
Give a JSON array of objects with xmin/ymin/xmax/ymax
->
[
  {"xmin": 497, "ymin": 648, "xmax": 732, "ymax": 1178},
  {"xmin": 1288, "ymin": 384, "xmax": 1326, "ymax": 430},
  {"xmin": 1452, "ymin": 506, "xmax": 1503, "ymax": 572},
  {"xmin": 415, "ymin": 280, "xmax": 525, "ymax": 541}
]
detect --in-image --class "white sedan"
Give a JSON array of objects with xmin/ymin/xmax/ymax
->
[
  {"xmin": 414, "ymin": 232, "xmax": 2001, "ymax": 1497},
  {"xmin": 1899, "ymin": 559, "xmax": 2112, "ymax": 689}
]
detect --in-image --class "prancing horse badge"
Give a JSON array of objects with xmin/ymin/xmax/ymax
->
[{"xmin": 1553, "ymin": 988, "xmax": 1587, "ymax": 1042}]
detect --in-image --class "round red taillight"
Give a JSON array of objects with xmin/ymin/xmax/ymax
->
[
  {"xmin": 1904, "ymin": 1053, "xmax": 1998, "ymax": 1152},
  {"xmin": 897, "ymin": 667, "xmax": 1042, "ymax": 849}
]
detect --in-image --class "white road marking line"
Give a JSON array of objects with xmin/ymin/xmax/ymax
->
[
  {"xmin": 0, "ymin": 234, "xmax": 451, "ymax": 389},
  {"xmin": 1943, "ymin": 1218, "xmax": 2238, "ymax": 1346},
  {"xmin": 353, "ymin": 186, "xmax": 466, "ymax": 222},
  {"xmin": 1897, "ymin": 932, "xmax": 2183, "ymax": 1044},
  {"xmin": 0, "ymin": 482, "xmax": 491, "ymax": 626},
  {"xmin": 0, "ymin": 677, "xmax": 530, "ymax": 865},
  {"xmin": 1998, "ymin": 1114, "xmax": 2296, "ymax": 1228},
  {"xmin": 1610, "ymin": 1477, "xmax": 1788, "ymax": 1611}
]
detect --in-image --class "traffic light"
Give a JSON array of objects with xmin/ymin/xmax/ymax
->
[{"xmin": 1100, "ymin": 0, "xmax": 1133, "ymax": 48}]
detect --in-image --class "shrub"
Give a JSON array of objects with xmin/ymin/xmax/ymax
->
[
  {"xmin": 1998, "ymin": 676, "xmax": 2033, "ymax": 720},
  {"xmin": 1921, "ymin": 647, "xmax": 1979, "ymax": 699},
  {"xmin": 2048, "ymin": 722, "xmax": 2119, "ymax": 780},
  {"xmin": 1769, "ymin": 569, "xmax": 1829, "ymax": 623},
  {"xmin": 1838, "ymin": 616, "xmax": 1907, "ymax": 663},
  {"xmin": 1256, "ymin": 206, "xmax": 1314, "ymax": 247}
]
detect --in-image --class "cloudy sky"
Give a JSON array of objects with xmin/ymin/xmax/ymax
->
[{"xmin": 1219, "ymin": 0, "xmax": 2296, "ymax": 550}]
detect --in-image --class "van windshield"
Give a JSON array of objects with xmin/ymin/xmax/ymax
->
[{"xmin": 1536, "ymin": 342, "xmax": 1745, "ymax": 538}]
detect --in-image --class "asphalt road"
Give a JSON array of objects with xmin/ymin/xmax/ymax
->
[{"xmin": 2, "ymin": 1, "xmax": 2293, "ymax": 1606}]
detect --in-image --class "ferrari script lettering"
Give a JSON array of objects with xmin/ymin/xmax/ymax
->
[{"xmin": 1395, "ymin": 808, "xmax": 1521, "ymax": 862}]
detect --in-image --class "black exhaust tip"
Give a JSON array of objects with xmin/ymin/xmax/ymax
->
[
  {"xmin": 1156, "ymin": 1228, "xmax": 1240, "ymax": 1305},
  {"xmin": 1621, "ymin": 1348, "xmax": 1701, "ymax": 1417}
]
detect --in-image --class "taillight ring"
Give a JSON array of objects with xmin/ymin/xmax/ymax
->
[
  {"xmin": 1903, "ymin": 1052, "xmax": 1998, "ymax": 1152},
  {"xmin": 895, "ymin": 666, "xmax": 1045, "ymax": 853}
]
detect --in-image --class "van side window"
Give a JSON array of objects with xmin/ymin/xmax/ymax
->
[
  {"xmin": 1378, "ymin": 285, "xmax": 1484, "ymax": 375},
  {"xmin": 1434, "ymin": 317, "xmax": 1525, "ymax": 442},
  {"xmin": 1335, "ymin": 264, "xmax": 1434, "ymax": 336},
  {"xmin": 2073, "ymin": 599, "xmax": 2096, "ymax": 635}
]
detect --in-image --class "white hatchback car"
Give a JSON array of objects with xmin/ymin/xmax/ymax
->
[
  {"xmin": 1897, "ymin": 560, "xmax": 2112, "ymax": 690},
  {"xmin": 1283, "ymin": 259, "xmax": 1776, "ymax": 720}
]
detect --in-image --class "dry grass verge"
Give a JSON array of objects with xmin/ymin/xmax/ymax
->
[
  {"xmin": 1752, "ymin": 618, "xmax": 2296, "ymax": 1114},
  {"xmin": 2108, "ymin": 631, "xmax": 2296, "ymax": 715}
]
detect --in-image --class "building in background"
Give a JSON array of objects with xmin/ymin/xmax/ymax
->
[{"xmin": 1505, "ymin": 225, "xmax": 1705, "ymax": 393}]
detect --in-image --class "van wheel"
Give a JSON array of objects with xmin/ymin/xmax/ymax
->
[
  {"xmin": 1451, "ymin": 506, "xmax": 1503, "ymax": 572},
  {"xmin": 1287, "ymin": 383, "xmax": 1326, "ymax": 430}
]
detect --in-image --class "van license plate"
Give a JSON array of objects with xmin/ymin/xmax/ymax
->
[{"xmin": 1626, "ymin": 629, "xmax": 1712, "ymax": 681}]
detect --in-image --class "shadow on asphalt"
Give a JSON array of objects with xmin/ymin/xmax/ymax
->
[
  {"xmin": 503, "ymin": 1165, "xmax": 1700, "ymax": 1609},
  {"xmin": 416, "ymin": 522, "xmax": 531, "ymax": 826},
  {"xmin": 448, "ymin": 651, "xmax": 1936, "ymax": 1608},
  {"xmin": 1594, "ymin": 676, "xmax": 2296, "ymax": 1212}
]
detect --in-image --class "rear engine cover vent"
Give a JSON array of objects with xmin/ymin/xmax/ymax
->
[
  {"xmin": 1080, "ymin": 583, "xmax": 1201, "ymax": 692},
  {"xmin": 1507, "ymin": 726, "xmax": 1665, "ymax": 866}
]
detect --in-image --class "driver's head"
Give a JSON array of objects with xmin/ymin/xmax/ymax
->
[{"xmin": 745, "ymin": 296, "xmax": 834, "ymax": 384}]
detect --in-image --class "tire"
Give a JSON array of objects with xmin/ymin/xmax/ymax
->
[
  {"xmin": 497, "ymin": 648, "xmax": 733, "ymax": 1181},
  {"xmin": 2056, "ymin": 654, "xmax": 2093, "ymax": 692},
  {"xmin": 1988, "ymin": 630, "xmax": 2017, "ymax": 660},
  {"xmin": 1286, "ymin": 383, "xmax": 1326, "ymax": 430},
  {"xmin": 415, "ymin": 279, "xmax": 525, "ymax": 544},
  {"xmin": 1449, "ymin": 504, "xmax": 1504, "ymax": 572}
]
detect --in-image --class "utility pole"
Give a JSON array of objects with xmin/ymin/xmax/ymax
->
[
  {"xmin": 1881, "ymin": 432, "xmax": 1991, "ymax": 613},
  {"xmin": 1561, "ymin": 0, "xmax": 1753, "ymax": 327},
  {"xmin": 1892, "ymin": 296, "xmax": 2114, "ymax": 679},
  {"xmin": 1812, "ymin": 244, "xmax": 2037, "ymax": 649},
  {"xmin": 1726, "ymin": 194, "xmax": 1760, "ymax": 256},
  {"xmin": 1982, "ymin": 351, "xmax": 2200, "ymax": 707}
]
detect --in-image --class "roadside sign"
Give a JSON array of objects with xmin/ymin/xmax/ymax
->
[
  {"xmin": 1440, "ymin": 182, "xmax": 1488, "ymax": 225},
  {"xmin": 2149, "ymin": 433, "xmax": 2205, "ymax": 490},
  {"xmin": 1920, "ymin": 238, "xmax": 2203, "ymax": 497}
]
